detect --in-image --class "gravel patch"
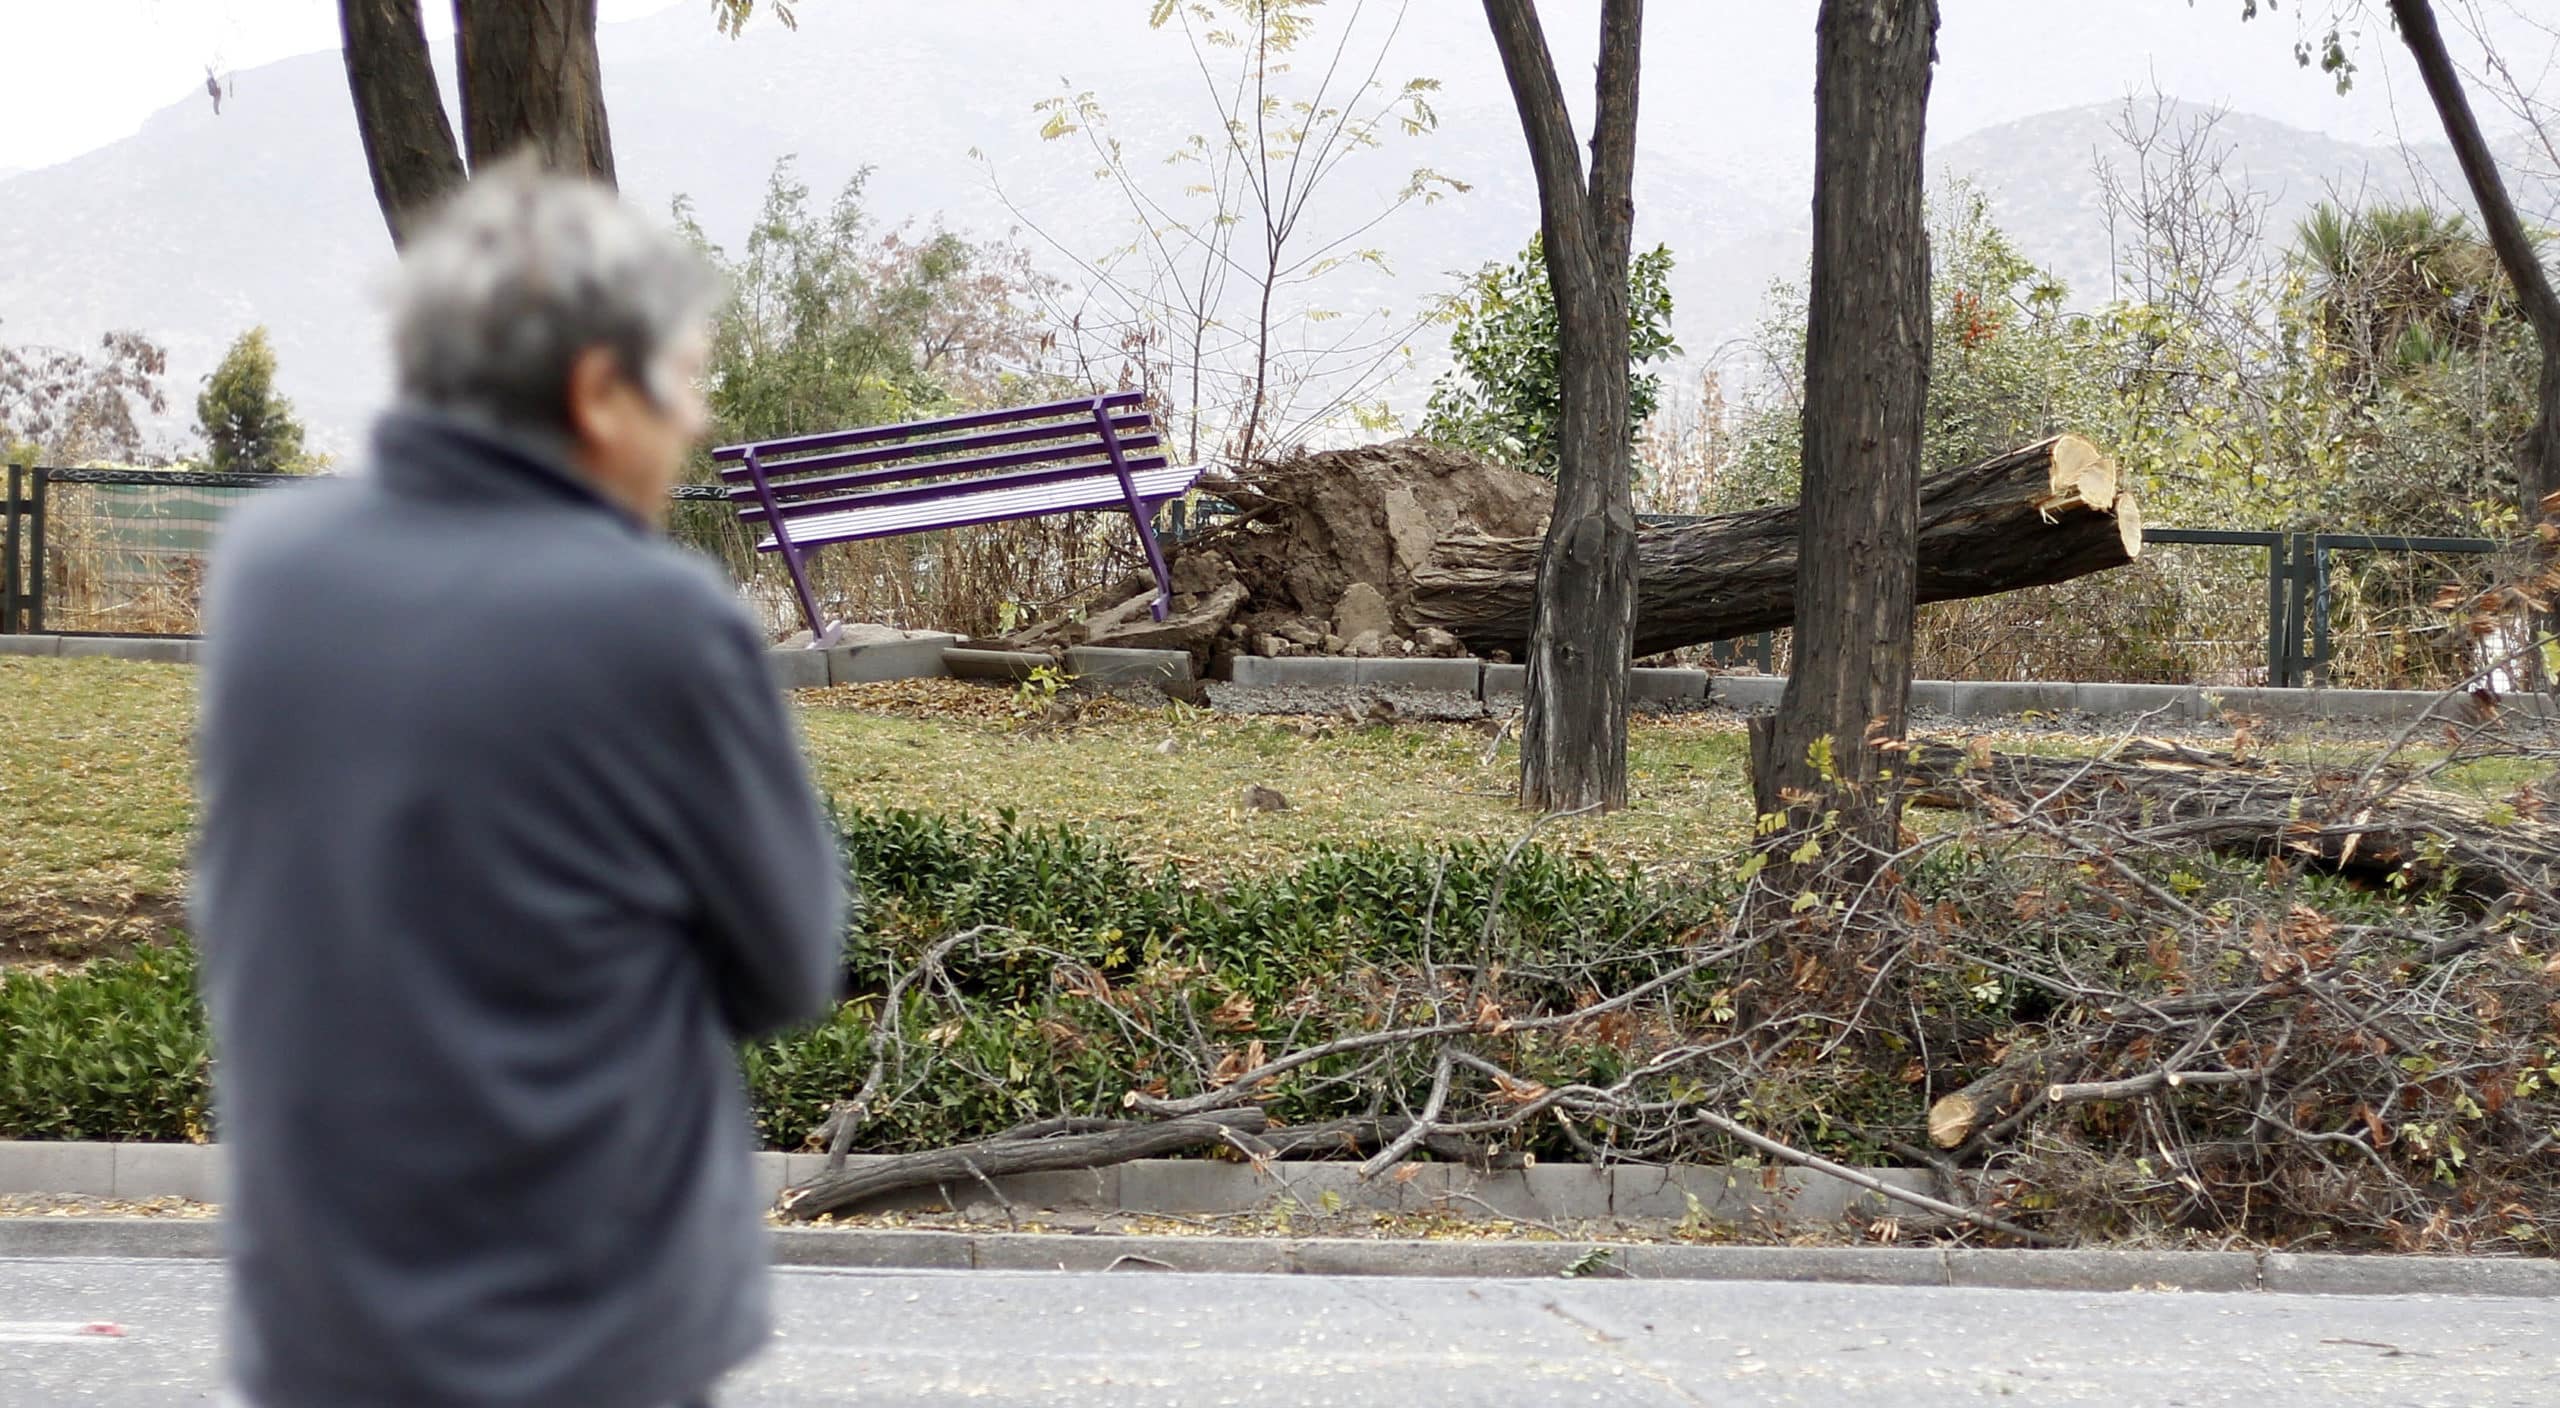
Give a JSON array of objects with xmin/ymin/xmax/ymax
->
[
  {"xmin": 1205, "ymin": 683, "xmax": 1722, "ymax": 723},
  {"xmin": 1205, "ymin": 682, "xmax": 1492, "ymax": 721}
]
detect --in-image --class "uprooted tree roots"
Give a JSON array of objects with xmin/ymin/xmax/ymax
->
[{"xmin": 777, "ymin": 691, "xmax": 2560, "ymax": 1250}]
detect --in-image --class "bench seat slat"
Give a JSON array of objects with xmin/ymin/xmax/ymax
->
[{"xmin": 765, "ymin": 463, "xmax": 1204, "ymax": 551}]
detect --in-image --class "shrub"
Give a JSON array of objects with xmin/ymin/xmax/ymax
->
[{"xmin": 0, "ymin": 942, "xmax": 210, "ymax": 1142}]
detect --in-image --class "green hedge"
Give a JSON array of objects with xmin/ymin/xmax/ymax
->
[
  {"xmin": 0, "ymin": 941, "xmax": 211, "ymax": 1142},
  {"xmin": 1, "ymin": 809, "xmax": 1725, "ymax": 1151}
]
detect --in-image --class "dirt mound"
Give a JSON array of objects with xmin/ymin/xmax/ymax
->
[
  {"xmin": 1211, "ymin": 438, "xmax": 1551, "ymax": 623},
  {"xmin": 1008, "ymin": 437, "xmax": 1553, "ymax": 667}
]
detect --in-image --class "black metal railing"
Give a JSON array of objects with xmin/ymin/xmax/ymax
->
[
  {"xmin": 2140, "ymin": 529, "xmax": 2502, "ymax": 688},
  {"xmin": 4, "ymin": 465, "xmax": 308, "ymax": 637}
]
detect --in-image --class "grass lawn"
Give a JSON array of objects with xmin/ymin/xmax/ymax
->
[
  {"xmin": 2, "ymin": 655, "xmax": 2543, "ymax": 964},
  {"xmin": 0, "ymin": 659, "xmax": 197, "ymax": 963},
  {"xmin": 0, "ymin": 660, "xmax": 1757, "ymax": 963}
]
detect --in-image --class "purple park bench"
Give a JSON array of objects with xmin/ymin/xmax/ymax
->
[{"xmin": 712, "ymin": 391, "xmax": 1205, "ymax": 646}]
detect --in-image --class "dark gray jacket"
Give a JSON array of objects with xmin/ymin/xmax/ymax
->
[{"xmin": 193, "ymin": 410, "xmax": 845, "ymax": 1408}]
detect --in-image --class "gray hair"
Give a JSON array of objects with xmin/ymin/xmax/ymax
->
[{"xmin": 387, "ymin": 163, "xmax": 723, "ymax": 441}]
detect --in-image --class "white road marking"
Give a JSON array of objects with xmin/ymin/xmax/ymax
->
[{"xmin": 0, "ymin": 1320, "xmax": 128, "ymax": 1343}]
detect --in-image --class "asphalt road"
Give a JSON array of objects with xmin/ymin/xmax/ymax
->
[{"xmin": 4, "ymin": 1255, "xmax": 2555, "ymax": 1406}]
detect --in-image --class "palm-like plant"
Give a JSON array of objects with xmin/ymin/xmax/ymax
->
[{"xmin": 2294, "ymin": 202, "xmax": 2522, "ymax": 384}]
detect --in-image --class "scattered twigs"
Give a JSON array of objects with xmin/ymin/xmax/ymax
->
[
  {"xmin": 1124, "ymin": 930, "xmax": 1752, "ymax": 1118},
  {"xmin": 1683, "ymin": 1109, "xmax": 2059, "ymax": 1246},
  {"xmin": 789, "ymin": 685, "xmax": 2559, "ymax": 1250},
  {"xmin": 1900, "ymin": 740, "xmax": 2560, "ymax": 905},
  {"xmin": 2044, "ymin": 1067, "xmax": 2266, "ymax": 1105},
  {"xmin": 816, "ymin": 927, "xmax": 989, "ymax": 1170},
  {"xmin": 1357, "ymin": 1056, "xmax": 1455, "ymax": 1180}
]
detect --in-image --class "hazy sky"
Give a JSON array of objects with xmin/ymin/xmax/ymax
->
[
  {"xmin": 0, "ymin": 0, "xmax": 686, "ymax": 171},
  {"xmin": 0, "ymin": 1, "xmax": 2552, "ymax": 175}
]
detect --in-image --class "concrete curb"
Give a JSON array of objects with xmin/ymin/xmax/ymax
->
[
  {"xmin": 5, "ymin": 1144, "xmax": 2553, "ymax": 1298},
  {"xmin": 40, "ymin": 636, "xmax": 199, "ymax": 664},
  {"xmin": 1064, "ymin": 645, "xmax": 1195, "ymax": 688},
  {"xmin": 20, "ymin": 635, "xmax": 2551, "ymax": 728},
  {"xmin": 941, "ymin": 647, "xmax": 1053, "ymax": 683},
  {"xmin": 4, "ymin": 1219, "xmax": 2551, "ymax": 1297},
  {"xmin": 0, "ymin": 1142, "xmax": 1920, "ymax": 1226}
]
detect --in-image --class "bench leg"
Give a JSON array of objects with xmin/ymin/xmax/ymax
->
[
  {"xmin": 775, "ymin": 539, "xmax": 830, "ymax": 644},
  {"xmin": 1092, "ymin": 397, "xmax": 1176, "ymax": 622},
  {"xmin": 743, "ymin": 447, "xmax": 831, "ymax": 646},
  {"xmin": 1133, "ymin": 505, "xmax": 1175, "ymax": 622}
]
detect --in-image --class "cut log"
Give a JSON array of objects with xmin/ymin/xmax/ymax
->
[
  {"xmin": 1928, "ymin": 1041, "xmax": 2056, "ymax": 1149},
  {"xmin": 775, "ymin": 1108, "xmax": 1269, "ymax": 1221},
  {"xmin": 1409, "ymin": 435, "xmax": 2143, "ymax": 658},
  {"xmin": 1899, "ymin": 741, "xmax": 2560, "ymax": 907}
]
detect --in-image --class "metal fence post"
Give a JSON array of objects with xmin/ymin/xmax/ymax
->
[
  {"xmin": 26, "ymin": 466, "xmax": 46, "ymax": 636},
  {"xmin": 3, "ymin": 465, "xmax": 21, "ymax": 636},
  {"xmin": 2264, "ymin": 535, "xmax": 2290, "ymax": 687},
  {"xmin": 2309, "ymin": 537, "xmax": 2333, "ymax": 688},
  {"xmin": 2304, "ymin": 535, "xmax": 2324, "ymax": 696}
]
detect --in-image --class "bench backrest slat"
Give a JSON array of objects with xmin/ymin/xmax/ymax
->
[
  {"xmin": 718, "ymin": 391, "xmax": 1182, "ymax": 549},
  {"xmin": 715, "ymin": 410, "xmax": 1153, "ymax": 486},
  {"xmin": 725, "ymin": 430, "xmax": 1166, "ymax": 510},
  {"xmin": 709, "ymin": 390, "xmax": 1143, "ymax": 465}
]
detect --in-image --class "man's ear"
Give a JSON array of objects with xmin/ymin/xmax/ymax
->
[{"xmin": 564, "ymin": 346, "xmax": 627, "ymax": 447}]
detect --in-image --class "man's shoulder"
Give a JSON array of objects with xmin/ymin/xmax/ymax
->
[
  {"xmin": 604, "ymin": 537, "xmax": 754, "ymax": 631},
  {"xmin": 553, "ymin": 536, "xmax": 767, "ymax": 679},
  {"xmin": 203, "ymin": 475, "xmax": 364, "ymax": 608},
  {"xmin": 214, "ymin": 473, "xmax": 359, "ymax": 554}
]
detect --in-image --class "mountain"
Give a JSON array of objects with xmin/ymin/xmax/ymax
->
[
  {"xmin": 1930, "ymin": 99, "xmax": 2559, "ymax": 309},
  {"xmin": 0, "ymin": 5, "xmax": 2549, "ymax": 456},
  {"xmin": 0, "ymin": 4, "xmax": 1810, "ymax": 455}
]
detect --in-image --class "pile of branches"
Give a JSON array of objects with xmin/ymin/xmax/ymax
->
[{"xmin": 778, "ymin": 678, "xmax": 2559, "ymax": 1251}]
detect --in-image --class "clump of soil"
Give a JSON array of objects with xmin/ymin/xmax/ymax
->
[{"xmin": 1004, "ymin": 438, "xmax": 1552, "ymax": 672}]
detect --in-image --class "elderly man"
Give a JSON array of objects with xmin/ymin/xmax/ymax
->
[{"xmin": 193, "ymin": 168, "xmax": 846, "ymax": 1408}]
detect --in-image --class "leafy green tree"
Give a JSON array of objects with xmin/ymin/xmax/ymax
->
[
  {"xmin": 195, "ymin": 328, "xmax": 310, "ymax": 474},
  {"xmin": 1723, "ymin": 186, "xmax": 2093, "ymax": 509},
  {"xmin": 678, "ymin": 160, "xmax": 1066, "ymax": 447},
  {"xmin": 1420, "ymin": 233, "xmax": 1678, "ymax": 480}
]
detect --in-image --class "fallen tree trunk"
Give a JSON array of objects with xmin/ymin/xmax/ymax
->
[
  {"xmin": 1409, "ymin": 435, "xmax": 2142, "ymax": 658},
  {"xmin": 1900, "ymin": 741, "xmax": 2560, "ymax": 906},
  {"xmin": 776, "ymin": 1109, "xmax": 1268, "ymax": 1221}
]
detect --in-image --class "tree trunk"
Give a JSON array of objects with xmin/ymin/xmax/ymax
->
[
  {"xmin": 776, "ymin": 1109, "xmax": 1268, "ymax": 1221},
  {"xmin": 338, "ymin": 0, "xmax": 467, "ymax": 247},
  {"xmin": 1751, "ymin": 0, "xmax": 1940, "ymax": 866},
  {"xmin": 1411, "ymin": 434, "xmax": 2139, "ymax": 657},
  {"xmin": 2388, "ymin": 0, "xmax": 2560, "ymax": 680},
  {"xmin": 454, "ymin": 0, "xmax": 618, "ymax": 185},
  {"xmin": 1482, "ymin": 0, "xmax": 1643, "ymax": 814}
]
